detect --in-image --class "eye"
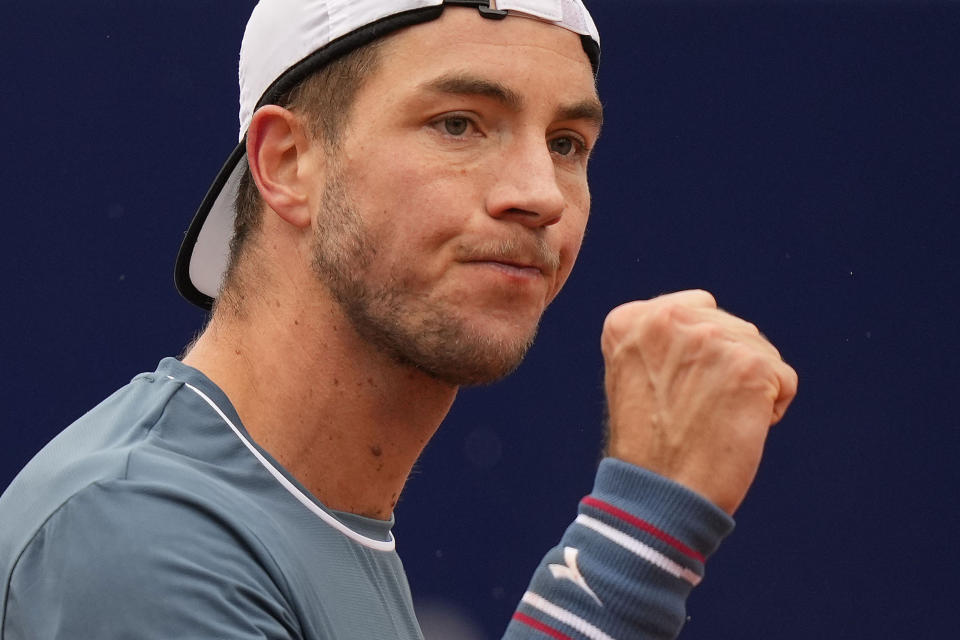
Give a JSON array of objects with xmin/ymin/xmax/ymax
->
[
  {"xmin": 548, "ymin": 134, "xmax": 588, "ymax": 159},
  {"xmin": 549, "ymin": 137, "xmax": 575, "ymax": 156},
  {"xmin": 430, "ymin": 113, "xmax": 478, "ymax": 138},
  {"xmin": 442, "ymin": 116, "xmax": 471, "ymax": 136}
]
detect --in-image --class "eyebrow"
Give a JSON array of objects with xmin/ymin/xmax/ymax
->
[
  {"xmin": 419, "ymin": 72, "xmax": 604, "ymax": 130},
  {"xmin": 557, "ymin": 99, "xmax": 604, "ymax": 131}
]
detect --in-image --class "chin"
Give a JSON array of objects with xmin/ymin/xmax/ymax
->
[
  {"xmin": 413, "ymin": 342, "xmax": 534, "ymax": 387},
  {"xmin": 386, "ymin": 318, "xmax": 540, "ymax": 387}
]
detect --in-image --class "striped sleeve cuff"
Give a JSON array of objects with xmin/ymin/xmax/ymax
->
[
  {"xmin": 504, "ymin": 459, "xmax": 735, "ymax": 640},
  {"xmin": 586, "ymin": 457, "xmax": 735, "ymax": 574}
]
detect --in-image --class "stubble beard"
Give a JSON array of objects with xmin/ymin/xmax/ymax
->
[{"xmin": 310, "ymin": 167, "xmax": 538, "ymax": 387}]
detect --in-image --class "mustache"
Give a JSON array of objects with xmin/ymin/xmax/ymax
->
[{"xmin": 456, "ymin": 237, "xmax": 560, "ymax": 273}]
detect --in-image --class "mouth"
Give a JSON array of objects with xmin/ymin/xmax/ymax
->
[
  {"xmin": 459, "ymin": 241, "xmax": 558, "ymax": 275},
  {"xmin": 469, "ymin": 259, "xmax": 543, "ymax": 279},
  {"xmin": 455, "ymin": 236, "xmax": 561, "ymax": 288}
]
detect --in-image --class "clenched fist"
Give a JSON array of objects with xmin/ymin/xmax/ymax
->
[{"xmin": 602, "ymin": 290, "xmax": 798, "ymax": 515}]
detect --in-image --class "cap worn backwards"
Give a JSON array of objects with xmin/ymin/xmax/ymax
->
[{"xmin": 174, "ymin": 0, "xmax": 600, "ymax": 310}]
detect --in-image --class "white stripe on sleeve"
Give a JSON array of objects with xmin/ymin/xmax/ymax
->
[
  {"xmin": 575, "ymin": 514, "xmax": 701, "ymax": 586},
  {"xmin": 521, "ymin": 592, "xmax": 618, "ymax": 640}
]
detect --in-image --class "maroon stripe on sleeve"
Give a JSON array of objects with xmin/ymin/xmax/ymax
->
[
  {"xmin": 513, "ymin": 612, "xmax": 574, "ymax": 640},
  {"xmin": 581, "ymin": 496, "xmax": 705, "ymax": 563}
]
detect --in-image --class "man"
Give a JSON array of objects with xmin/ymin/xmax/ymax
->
[{"xmin": 0, "ymin": 1, "xmax": 797, "ymax": 638}]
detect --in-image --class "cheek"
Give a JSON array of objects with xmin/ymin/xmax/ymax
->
[
  {"xmin": 352, "ymin": 136, "xmax": 481, "ymax": 219},
  {"xmin": 546, "ymin": 212, "xmax": 588, "ymax": 306},
  {"xmin": 554, "ymin": 180, "xmax": 591, "ymax": 282},
  {"xmin": 347, "ymin": 158, "xmax": 483, "ymax": 279},
  {"xmin": 558, "ymin": 226, "xmax": 586, "ymax": 284},
  {"xmin": 559, "ymin": 179, "xmax": 591, "ymax": 252}
]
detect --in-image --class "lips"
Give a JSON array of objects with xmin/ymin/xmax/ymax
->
[
  {"xmin": 473, "ymin": 258, "xmax": 542, "ymax": 273},
  {"xmin": 470, "ymin": 260, "xmax": 543, "ymax": 281},
  {"xmin": 456, "ymin": 239, "xmax": 559, "ymax": 277}
]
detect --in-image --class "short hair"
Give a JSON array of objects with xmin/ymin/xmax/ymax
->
[{"xmin": 225, "ymin": 40, "xmax": 386, "ymax": 290}]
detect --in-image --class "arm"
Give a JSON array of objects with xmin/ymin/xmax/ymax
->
[{"xmin": 504, "ymin": 290, "xmax": 797, "ymax": 639}]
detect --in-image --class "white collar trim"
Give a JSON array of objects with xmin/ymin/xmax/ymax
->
[{"xmin": 170, "ymin": 376, "xmax": 396, "ymax": 552}]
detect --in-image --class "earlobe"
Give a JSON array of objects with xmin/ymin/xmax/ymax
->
[{"xmin": 246, "ymin": 105, "xmax": 318, "ymax": 229}]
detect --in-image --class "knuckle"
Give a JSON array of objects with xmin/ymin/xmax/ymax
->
[
  {"xmin": 649, "ymin": 301, "xmax": 686, "ymax": 328},
  {"xmin": 729, "ymin": 346, "xmax": 773, "ymax": 379},
  {"xmin": 602, "ymin": 305, "xmax": 628, "ymax": 337},
  {"xmin": 602, "ymin": 302, "xmax": 645, "ymax": 354},
  {"xmin": 743, "ymin": 321, "xmax": 761, "ymax": 336},
  {"xmin": 785, "ymin": 364, "xmax": 800, "ymax": 391},
  {"xmin": 687, "ymin": 322, "xmax": 724, "ymax": 351},
  {"xmin": 691, "ymin": 289, "xmax": 717, "ymax": 308},
  {"xmin": 697, "ymin": 322, "xmax": 725, "ymax": 341},
  {"xmin": 633, "ymin": 305, "xmax": 679, "ymax": 347},
  {"xmin": 648, "ymin": 304, "xmax": 674, "ymax": 329}
]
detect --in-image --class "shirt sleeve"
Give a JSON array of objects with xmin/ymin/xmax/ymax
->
[
  {"xmin": 502, "ymin": 458, "xmax": 736, "ymax": 640},
  {"xmin": 2, "ymin": 481, "xmax": 302, "ymax": 640}
]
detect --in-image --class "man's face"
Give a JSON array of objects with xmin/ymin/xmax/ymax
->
[{"xmin": 309, "ymin": 7, "xmax": 602, "ymax": 386}]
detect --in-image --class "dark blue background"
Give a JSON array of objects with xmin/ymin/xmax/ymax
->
[{"xmin": 3, "ymin": 1, "xmax": 958, "ymax": 637}]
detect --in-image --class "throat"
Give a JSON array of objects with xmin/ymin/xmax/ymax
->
[{"xmin": 182, "ymin": 291, "xmax": 458, "ymax": 519}]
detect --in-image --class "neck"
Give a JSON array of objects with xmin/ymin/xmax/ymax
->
[{"xmin": 183, "ymin": 290, "xmax": 458, "ymax": 520}]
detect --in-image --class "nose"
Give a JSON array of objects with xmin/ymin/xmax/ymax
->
[{"xmin": 485, "ymin": 134, "xmax": 566, "ymax": 228}]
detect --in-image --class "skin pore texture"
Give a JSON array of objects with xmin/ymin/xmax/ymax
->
[{"xmin": 183, "ymin": 8, "xmax": 603, "ymax": 520}]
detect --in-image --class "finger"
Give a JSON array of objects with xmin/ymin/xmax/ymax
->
[
  {"xmin": 653, "ymin": 289, "xmax": 718, "ymax": 309},
  {"xmin": 605, "ymin": 290, "xmax": 717, "ymax": 329},
  {"xmin": 686, "ymin": 307, "xmax": 785, "ymax": 362},
  {"xmin": 678, "ymin": 306, "xmax": 796, "ymax": 420},
  {"xmin": 603, "ymin": 290, "xmax": 716, "ymax": 344},
  {"xmin": 771, "ymin": 361, "xmax": 799, "ymax": 425}
]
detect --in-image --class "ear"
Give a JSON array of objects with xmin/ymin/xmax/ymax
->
[{"xmin": 245, "ymin": 105, "xmax": 320, "ymax": 229}]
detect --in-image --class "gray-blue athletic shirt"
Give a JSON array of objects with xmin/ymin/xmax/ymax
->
[{"xmin": 0, "ymin": 358, "xmax": 734, "ymax": 639}]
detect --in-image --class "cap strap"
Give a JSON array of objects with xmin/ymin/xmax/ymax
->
[{"xmin": 443, "ymin": 0, "xmax": 508, "ymax": 19}]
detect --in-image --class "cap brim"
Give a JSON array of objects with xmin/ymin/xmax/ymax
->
[{"xmin": 175, "ymin": 142, "xmax": 246, "ymax": 310}]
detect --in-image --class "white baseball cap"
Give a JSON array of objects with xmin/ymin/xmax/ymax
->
[{"xmin": 175, "ymin": 0, "xmax": 600, "ymax": 309}]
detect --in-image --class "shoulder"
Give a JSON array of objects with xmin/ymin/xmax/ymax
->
[{"xmin": 3, "ymin": 479, "xmax": 300, "ymax": 639}]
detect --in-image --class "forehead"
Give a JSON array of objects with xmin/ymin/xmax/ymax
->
[{"xmin": 368, "ymin": 7, "xmax": 599, "ymax": 105}]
